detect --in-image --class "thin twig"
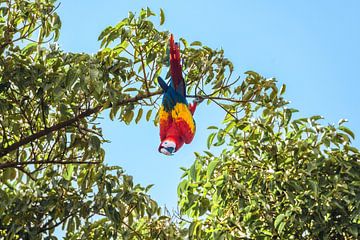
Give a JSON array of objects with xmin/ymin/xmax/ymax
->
[
  {"xmin": 186, "ymin": 94, "xmax": 253, "ymax": 104},
  {"xmin": 97, "ymin": 212, "xmax": 144, "ymax": 240},
  {"xmin": 38, "ymin": 210, "xmax": 76, "ymax": 234},
  {"xmin": 15, "ymin": 166, "xmax": 36, "ymax": 181},
  {"xmin": 197, "ymin": 89, "xmax": 239, "ymax": 121}
]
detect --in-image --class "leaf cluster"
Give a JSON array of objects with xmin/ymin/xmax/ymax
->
[{"xmin": 178, "ymin": 73, "xmax": 360, "ymax": 239}]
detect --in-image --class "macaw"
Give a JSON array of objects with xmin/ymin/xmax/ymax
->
[{"xmin": 158, "ymin": 34, "xmax": 200, "ymax": 156}]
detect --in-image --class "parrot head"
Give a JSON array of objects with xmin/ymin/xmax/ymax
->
[{"xmin": 158, "ymin": 136, "xmax": 184, "ymax": 156}]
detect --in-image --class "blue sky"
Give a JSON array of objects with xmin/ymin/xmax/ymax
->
[{"xmin": 57, "ymin": 0, "xmax": 360, "ymax": 210}]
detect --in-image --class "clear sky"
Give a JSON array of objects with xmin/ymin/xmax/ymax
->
[{"xmin": 57, "ymin": 0, "xmax": 360, "ymax": 210}]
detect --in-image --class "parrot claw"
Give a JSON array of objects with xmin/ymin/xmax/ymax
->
[{"xmin": 194, "ymin": 96, "xmax": 204, "ymax": 104}]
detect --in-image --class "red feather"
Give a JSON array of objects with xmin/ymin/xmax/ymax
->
[
  {"xmin": 169, "ymin": 34, "xmax": 183, "ymax": 90},
  {"xmin": 176, "ymin": 119, "xmax": 195, "ymax": 144},
  {"xmin": 159, "ymin": 118, "xmax": 171, "ymax": 141}
]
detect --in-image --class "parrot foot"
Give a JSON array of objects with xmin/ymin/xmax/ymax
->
[{"xmin": 194, "ymin": 96, "xmax": 204, "ymax": 104}]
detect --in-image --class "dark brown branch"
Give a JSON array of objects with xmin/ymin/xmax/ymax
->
[
  {"xmin": 0, "ymin": 91, "xmax": 162, "ymax": 158},
  {"xmin": 15, "ymin": 166, "xmax": 36, "ymax": 181},
  {"xmin": 0, "ymin": 106, "xmax": 101, "ymax": 158},
  {"xmin": 187, "ymin": 94, "xmax": 253, "ymax": 104},
  {"xmin": 38, "ymin": 210, "xmax": 77, "ymax": 234},
  {"xmin": 191, "ymin": 89, "xmax": 240, "ymax": 120},
  {"xmin": 139, "ymin": 51, "xmax": 150, "ymax": 94},
  {"xmin": 129, "ymin": 38, "xmax": 150, "ymax": 94},
  {"xmin": 0, "ymin": 160, "xmax": 101, "ymax": 170},
  {"xmin": 97, "ymin": 212, "xmax": 144, "ymax": 240}
]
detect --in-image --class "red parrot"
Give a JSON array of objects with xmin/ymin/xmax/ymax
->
[{"xmin": 157, "ymin": 34, "xmax": 201, "ymax": 155}]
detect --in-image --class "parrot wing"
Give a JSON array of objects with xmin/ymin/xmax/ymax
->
[
  {"xmin": 159, "ymin": 106, "xmax": 172, "ymax": 141},
  {"xmin": 158, "ymin": 76, "xmax": 187, "ymax": 111},
  {"xmin": 171, "ymin": 102, "xmax": 196, "ymax": 144},
  {"xmin": 159, "ymin": 86, "xmax": 188, "ymax": 141}
]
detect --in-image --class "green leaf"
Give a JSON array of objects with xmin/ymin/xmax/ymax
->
[
  {"xmin": 349, "ymin": 224, "xmax": 359, "ymax": 238},
  {"xmin": 308, "ymin": 180, "xmax": 318, "ymax": 197},
  {"xmin": 244, "ymin": 70, "xmax": 260, "ymax": 78},
  {"xmin": 190, "ymin": 41, "xmax": 202, "ymax": 46},
  {"xmin": 145, "ymin": 184, "xmax": 154, "ymax": 192},
  {"xmin": 189, "ymin": 163, "xmax": 197, "ymax": 181},
  {"xmin": 179, "ymin": 38, "xmax": 188, "ymax": 48},
  {"xmin": 207, "ymin": 132, "xmax": 216, "ymax": 149},
  {"xmin": 278, "ymin": 221, "xmax": 286, "ymax": 234},
  {"xmin": 90, "ymin": 136, "xmax": 101, "ymax": 150},
  {"xmin": 280, "ymin": 84, "xmax": 286, "ymax": 95},
  {"xmin": 344, "ymin": 145, "xmax": 359, "ymax": 153},
  {"xmin": 135, "ymin": 108, "xmax": 143, "ymax": 124},
  {"xmin": 160, "ymin": 8, "xmax": 165, "ymax": 25},
  {"xmin": 123, "ymin": 110, "xmax": 134, "ymax": 124},
  {"xmin": 124, "ymin": 88, "xmax": 138, "ymax": 92},
  {"xmin": 338, "ymin": 118, "xmax": 348, "ymax": 125},
  {"xmin": 98, "ymin": 26, "xmax": 113, "ymax": 41},
  {"xmin": 206, "ymin": 160, "xmax": 219, "ymax": 179},
  {"xmin": 113, "ymin": 40, "xmax": 129, "ymax": 55},
  {"xmin": 22, "ymin": 43, "xmax": 37, "ymax": 55},
  {"xmin": 177, "ymin": 180, "xmax": 188, "ymax": 196},
  {"xmin": 242, "ymin": 89, "xmax": 254, "ymax": 101},
  {"xmin": 146, "ymin": 7, "xmax": 155, "ymax": 17},
  {"xmin": 2, "ymin": 168, "xmax": 16, "ymax": 181},
  {"xmin": 274, "ymin": 213, "xmax": 285, "ymax": 229},
  {"xmin": 146, "ymin": 109, "xmax": 152, "ymax": 121},
  {"xmin": 310, "ymin": 115, "xmax": 324, "ymax": 121},
  {"xmin": 203, "ymin": 151, "xmax": 214, "ymax": 157},
  {"xmin": 213, "ymin": 138, "xmax": 225, "ymax": 147},
  {"xmin": 63, "ymin": 164, "xmax": 74, "ymax": 181},
  {"xmin": 339, "ymin": 126, "xmax": 355, "ymax": 139}
]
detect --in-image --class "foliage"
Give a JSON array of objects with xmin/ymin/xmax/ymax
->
[
  {"xmin": 1, "ymin": 164, "xmax": 183, "ymax": 239},
  {"xmin": 178, "ymin": 72, "xmax": 360, "ymax": 239},
  {"xmin": 1, "ymin": 0, "xmax": 359, "ymax": 239},
  {"xmin": 0, "ymin": 0, "xmax": 234, "ymax": 238}
]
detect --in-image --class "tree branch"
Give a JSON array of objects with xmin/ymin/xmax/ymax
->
[
  {"xmin": 0, "ymin": 160, "xmax": 101, "ymax": 170},
  {"xmin": 97, "ymin": 212, "xmax": 144, "ymax": 240},
  {"xmin": 0, "ymin": 91, "xmax": 162, "ymax": 158},
  {"xmin": 38, "ymin": 210, "xmax": 77, "ymax": 234},
  {"xmin": 187, "ymin": 94, "xmax": 254, "ymax": 104},
  {"xmin": 0, "ymin": 106, "xmax": 101, "ymax": 158},
  {"xmin": 15, "ymin": 166, "xmax": 37, "ymax": 181}
]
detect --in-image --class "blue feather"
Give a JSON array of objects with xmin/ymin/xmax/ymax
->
[
  {"xmin": 158, "ymin": 77, "xmax": 188, "ymax": 112},
  {"xmin": 157, "ymin": 76, "xmax": 168, "ymax": 91}
]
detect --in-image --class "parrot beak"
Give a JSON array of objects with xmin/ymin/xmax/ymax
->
[
  {"xmin": 159, "ymin": 146, "xmax": 175, "ymax": 156},
  {"xmin": 158, "ymin": 140, "xmax": 176, "ymax": 156}
]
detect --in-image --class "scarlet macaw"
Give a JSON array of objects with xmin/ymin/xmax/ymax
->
[{"xmin": 158, "ymin": 34, "xmax": 200, "ymax": 155}]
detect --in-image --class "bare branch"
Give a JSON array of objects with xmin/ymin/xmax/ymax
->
[{"xmin": 187, "ymin": 94, "xmax": 253, "ymax": 104}]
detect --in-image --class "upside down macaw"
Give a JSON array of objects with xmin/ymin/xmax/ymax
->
[{"xmin": 158, "ymin": 34, "xmax": 201, "ymax": 156}]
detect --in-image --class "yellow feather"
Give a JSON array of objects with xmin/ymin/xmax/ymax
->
[
  {"xmin": 159, "ymin": 106, "xmax": 169, "ymax": 122},
  {"xmin": 171, "ymin": 103, "xmax": 195, "ymax": 133}
]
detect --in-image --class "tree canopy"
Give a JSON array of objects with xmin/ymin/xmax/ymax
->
[{"xmin": 0, "ymin": 0, "xmax": 359, "ymax": 239}]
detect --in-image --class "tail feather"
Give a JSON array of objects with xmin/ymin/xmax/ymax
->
[{"xmin": 169, "ymin": 34, "xmax": 185, "ymax": 97}]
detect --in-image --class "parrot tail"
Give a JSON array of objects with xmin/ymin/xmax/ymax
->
[{"xmin": 169, "ymin": 34, "xmax": 186, "ymax": 97}]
